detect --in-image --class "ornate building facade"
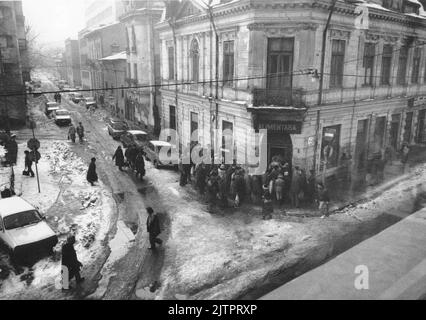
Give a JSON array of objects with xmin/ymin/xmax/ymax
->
[{"xmin": 157, "ymin": 0, "xmax": 426, "ymax": 185}]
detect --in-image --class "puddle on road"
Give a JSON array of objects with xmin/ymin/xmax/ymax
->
[{"xmin": 88, "ymin": 220, "xmax": 135, "ymax": 299}]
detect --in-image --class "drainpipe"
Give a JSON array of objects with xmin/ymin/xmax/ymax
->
[{"xmin": 317, "ymin": 0, "xmax": 339, "ymax": 106}]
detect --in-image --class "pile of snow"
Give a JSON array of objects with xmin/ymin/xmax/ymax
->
[
  {"xmin": 0, "ymin": 145, "xmax": 7, "ymax": 158},
  {"xmin": 0, "ymin": 141, "xmax": 114, "ymax": 299}
]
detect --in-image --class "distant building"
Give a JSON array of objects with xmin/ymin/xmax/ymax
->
[
  {"xmin": 84, "ymin": 0, "xmax": 124, "ymax": 29},
  {"xmin": 119, "ymin": 0, "xmax": 164, "ymax": 132},
  {"xmin": 99, "ymin": 51, "xmax": 127, "ymax": 117},
  {"xmin": 55, "ymin": 53, "xmax": 67, "ymax": 81},
  {"xmin": 0, "ymin": 0, "xmax": 28, "ymax": 126},
  {"xmin": 81, "ymin": 23, "xmax": 126, "ymax": 105},
  {"xmin": 65, "ymin": 38, "xmax": 81, "ymax": 87}
]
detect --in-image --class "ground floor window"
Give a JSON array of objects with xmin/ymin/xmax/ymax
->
[{"xmin": 321, "ymin": 125, "xmax": 341, "ymax": 168}]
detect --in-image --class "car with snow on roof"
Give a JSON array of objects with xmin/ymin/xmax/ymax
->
[{"xmin": 0, "ymin": 197, "xmax": 58, "ymax": 262}]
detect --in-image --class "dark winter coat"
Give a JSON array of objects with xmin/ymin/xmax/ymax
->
[
  {"xmin": 61, "ymin": 242, "xmax": 81, "ymax": 272},
  {"xmin": 135, "ymin": 153, "xmax": 145, "ymax": 173},
  {"xmin": 195, "ymin": 164, "xmax": 207, "ymax": 193},
  {"xmin": 274, "ymin": 176, "xmax": 285, "ymax": 193},
  {"xmin": 233, "ymin": 172, "xmax": 245, "ymax": 198},
  {"xmin": 317, "ymin": 188, "xmax": 330, "ymax": 202},
  {"xmin": 24, "ymin": 153, "xmax": 33, "ymax": 167},
  {"xmin": 5, "ymin": 139, "xmax": 17, "ymax": 164},
  {"xmin": 76, "ymin": 125, "xmax": 84, "ymax": 137},
  {"xmin": 113, "ymin": 148, "xmax": 125, "ymax": 167},
  {"xmin": 147, "ymin": 213, "xmax": 161, "ymax": 237},
  {"xmin": 86, "ymin": 162, "xmax": 98, "ymax": 183},
  {"xmin": 206, "ymin": 175, "xmax": 219, "ymax": 202}
]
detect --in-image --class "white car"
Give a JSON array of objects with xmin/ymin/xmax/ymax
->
[
  {"xmin": 144, "ymin": 140, "xmax": 179, "ymax": 169},
  {"xmin": 0, "ymin": 197, "xmax": 58, "ymax": 260},
  {"xmin": 53, "ymin": 109, "xmax": 72, "ymax": 126}
]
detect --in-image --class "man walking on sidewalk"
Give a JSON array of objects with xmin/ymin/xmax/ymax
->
[
  {"xmin": 146, "ymin": 207, "xmax": 162, "ymax": 250},
  {"xmin": 76, "ymin": 122, "xmax": 85, "ymax": 143},
  {"xmin": 24, "ymin": 150, "xmax": 35, "ymax": 177},
  {"xmin": 68, "ymin": 123, "xmax": 76, "ymax": 143},
  {"xmin": 61, "ymin": 235, "xmax": 84, "ymax": 289}
]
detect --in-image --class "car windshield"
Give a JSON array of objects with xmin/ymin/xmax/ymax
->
[
  {"xmin": 56, "ymin": 110, "xmax": 69, "ymax": 116},
  {"xmin": 3, "ymin": 210, "xmax": 42, "ymax": 230},
  {"xmin": 113, "ymin": 123, "xmax": 127, "ymax": 130},
  {"xmin": 134, "ymin": 134, "xmax": 146, "ymax": 141}
]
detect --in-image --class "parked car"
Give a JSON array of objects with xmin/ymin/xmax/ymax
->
[
  {"xmin": 53, "ymin": 109, "xmax": 72, "ymax": 126},
  {"xmin": 107, "ymin": 118, "xmax": 128, "ymax": 139},
  {"xmin": 72, "ymin": 93, "xmax": 84, "ymax": 104},
  {"xmin": 144, "ymin": 140, "xmax": 179, "ymax": 169},
  {"xmin": 45, "ymin": 101, "xmax": 60, "ymax": 117},
  {"xmin": 83, "ymin": 97, "xmax": 97, "ymax": 110},
  {"xmin": 120, "ymin": 130, "xmax": 148, "ymax": 149},
  {"xmin": 0, "ymin": 197, "xmax": 58, "ymax": 262}
]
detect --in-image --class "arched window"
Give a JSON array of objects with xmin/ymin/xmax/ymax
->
[{"xmin": 190, "ymin": 39, "xmax": 199, "ymax": 83}]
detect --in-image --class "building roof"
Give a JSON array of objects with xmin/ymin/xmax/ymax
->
[{"xmin": 100, "ymin": 51, "xmax": 127, "ymax": 61}]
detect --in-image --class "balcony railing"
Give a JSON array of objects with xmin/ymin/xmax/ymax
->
[{"xmin": 252, "ymin": 87, "xmax": 306, "ymax": 108}]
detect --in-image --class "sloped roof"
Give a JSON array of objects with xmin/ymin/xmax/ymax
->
[{"xmin": 99, "ymin": 51, "xmax": 127, "ymax": 61}]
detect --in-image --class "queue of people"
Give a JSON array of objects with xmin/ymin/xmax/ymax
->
[
  {"xmin": 178, "ymin": 156, "xmax": 330, "ymax": 218},
  {"xmin": 112, "ymin": 144, "xmax": 145, "ymax": 180}
]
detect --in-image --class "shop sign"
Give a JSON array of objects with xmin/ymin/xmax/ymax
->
[{"xmin": 258, "ymin": 121, "xmax": 302, "ymax": 134}]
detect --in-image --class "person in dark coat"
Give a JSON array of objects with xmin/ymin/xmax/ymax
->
[
  {"xmin": 206, "ymin": 170, "xmax": 219, "ymax": 212},
  {"xmin": 290, "ymin": 166, "xmax": 303, "ymax": 208},
  {"xmin": 262, "ymin": 191, "xmax": 273, "ymax": 220},
  {"xmin": 316, "ymin": 182, "xmax": 330, "ymax": 218},
  {"xmin": 128, "ymin": 146, "xmax": 138, "ymax": 170},
  {"xmin": 135, "ymin": 151, "xmax": 145, "ymax": 180},
  {"xmin": 179, "ymin": 158, "xmax": 188, "ymax": 186},
  {"xmin": 146, "ymin": 207, "xmax": 162, "ymax": 250},
  {"xmin": 76, "ymin": 122, "xmax": 84, "ymax": 143},
  {"xmin": 86, "ymin": 157, "xmax": 98, "ymax": 186},
  {"xmin": 5, "ymin": 134, "xmax": 17, "ymax": 165},
  {"xmin": 217, "ymin": 165, "xmax": 228, "ymax": 208},
  {"xmin": 250, "ymin": 175, "xmax": 262, "ymax": 204},
  {"xmin": 112, "ymin": 146, "xmax": 125, "ymax": 171},
  {"xmin": 24, "ymin": 150, "xmax": 35, "ymax": 177},
  {"xmin": 61, "ymin": 235, "xmax": 84, "ymax": 289},
  {"xmin": 232, "ymin": 168, "xmax": 245, "ymax": 207},
  {"xmin": 195, "ymin": 162, "xmax": 207, "ymax": 195}
]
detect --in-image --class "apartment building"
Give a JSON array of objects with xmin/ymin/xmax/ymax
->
[
  {"xmin": 0, "ymin": 0, "xmax": 28, "ymax": 126},
  {"xmin": 119, "ymin": 0, "xmax": 164, "ymax": 132},
  {"xmin": 157, "ymin": 0, "xmax": 426, "ymax": 186},
  {"xmin": 65, "ymin": 38, "xmax": 81, "ymax": 87}
]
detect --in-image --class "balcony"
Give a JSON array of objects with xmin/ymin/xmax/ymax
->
[{"xmin": 252, "ymin": 87, "xmax": 306, "ymax": 108}]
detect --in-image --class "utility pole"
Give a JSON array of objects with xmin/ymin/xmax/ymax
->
[
  {"xmin": 318, "ymin": 0, "xmax": 339, "ymax": 106},
  {"xmin": 207, "ymin": 2, "xmax": 219, "ymax": 164}
]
